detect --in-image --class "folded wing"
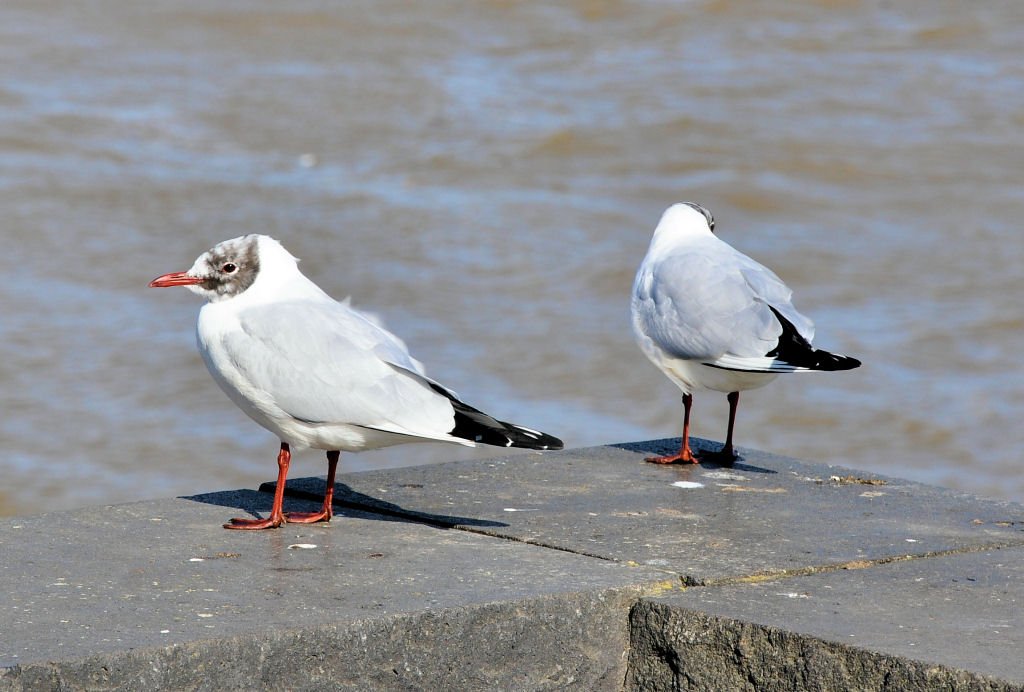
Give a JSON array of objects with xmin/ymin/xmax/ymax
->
[
  {"xmin": 226, "ymin": 300, "xmax": 460, "ymax": 440},
  {"xmin": 634, "ymin": 238, "xmax": 813, "ymax": 362}
]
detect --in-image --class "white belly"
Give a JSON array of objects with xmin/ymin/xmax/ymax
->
[
  {"xmin": 197, "ymin": 340, "xmax": 448, "ymax": 454},
  {"xmin": 661, "ymin": 357, "xmax": 778, "ymax": 394}
]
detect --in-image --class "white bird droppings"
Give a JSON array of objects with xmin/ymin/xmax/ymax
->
[
  {"xmin": 672, "ymin": 481, "xmax": 705, "ymax": 489},
  {"xmin": 702, "ymin": 471, "xmax": 748, "ymax": 481},
  {"xmin": 288, "ymin": 543, "xmax": 318, "ymax": 549}
]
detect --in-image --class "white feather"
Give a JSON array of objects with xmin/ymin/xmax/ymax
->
[
  {"xmin": 193, "ymin": 236, "xmax": 474, "ymax": 452},
  {"xmin": 631, "ymin": 203, "xmax": 816, "ymax": 395}
]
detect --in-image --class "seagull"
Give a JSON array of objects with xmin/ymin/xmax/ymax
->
[
  {"xmin": 150, "ymin": 235, "xmax": 562, "ymax": 529},
  {"xmin": 631, "ymin": 202, "xmax": 860, "ymax": 465}
]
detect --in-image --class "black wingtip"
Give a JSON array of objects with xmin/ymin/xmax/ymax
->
[
  {"xmin": 812, "ymin": 350, "xmax": 861, "ymax": 371},
  {"xmin": 768, "ymin": 306, "xmax": 861, "ymax": 372},
  {"xmin": 505, "ymin": 425, "xmax": 564, "ymax": 451},
  {"xmin": 429, "ymin": 383, "xmax": 563, "ymax": 451},
  {"xmin": 452, "ymin": 410, "xmax": 564, "ymax": 451}
]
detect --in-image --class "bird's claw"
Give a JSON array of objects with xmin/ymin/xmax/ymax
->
[
  {"xmin": 282, "ymin": 510, "xmax": 332, "ymax": 524},
  {"xmin": 223, "ymin": 516, "xmax": 285, "ymax": 530},
  {"xmin": 645, "ymin": 452, "xmax": 699, "ymax": 465}
]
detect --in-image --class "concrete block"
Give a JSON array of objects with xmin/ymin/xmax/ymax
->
[
  {"xmin": 0, "ymin": 489, "xmax": 671, "ymax": 690},
  {"xmin": 626, "ymin": 546, "xmax": 1024, "ymax": 690},
  {"xmin": 3, "ymin": 440, "xmax": 1022, "ymax": 690},
  {"xmin": 278, "ymin": 438, "xmax": 1024, "ymax": 584}
]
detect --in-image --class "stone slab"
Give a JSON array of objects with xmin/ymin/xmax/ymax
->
[
  {"xmin": 277, "ymin": 438, "xmax": 1024, "ymax": 584},
  {"xmin": 627, "ymin": 546, "xmax": 1024, "ymax": 690},
  {"xmin": 0, "ymin": 489, "xmax": 671, "ymax": 690},
  {"xmin": 4, "ymin": 440, "xmax": 1023, "ymax": 690}
]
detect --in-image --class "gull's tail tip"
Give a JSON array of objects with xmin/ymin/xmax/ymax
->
[
  {"xmin": 815, "ymin": 350, "xmax": 861, "ymax": 371},
  {"xmin": 507, "ymin": 424, "xmax": 564, "ymax": 451}
]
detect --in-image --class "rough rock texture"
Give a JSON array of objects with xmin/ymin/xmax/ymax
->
[
  {"xmin": 626, "ymin": 598, "xmax": 1018, "ymax": 692},
  {"xmin": 3, "ymin": 439, "xmax": 1023, "ymax": 690},
  {"xmin": 3, "ymin": 590, "xmax": 641, "ymax": 692}
]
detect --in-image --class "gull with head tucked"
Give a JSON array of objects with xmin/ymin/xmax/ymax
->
[
  {"xmin": 631, "ymin": 203, "xmax": 860, "ymax": 465},
  {"xmin": 151, "ymin": 235, "xmax": 562, "ymax": 529}
]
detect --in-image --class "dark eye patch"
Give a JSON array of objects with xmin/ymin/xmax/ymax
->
[{"xmin": 204, "ymin": 235, "xmax": 260, "ymax": 298}]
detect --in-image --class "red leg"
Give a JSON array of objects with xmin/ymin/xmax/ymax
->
[
  {"xmin": 646, "ymin": 393, "xmax": 698, "ymax": 464},
  {"xmin": 285, "ymin": 450, "xmax": 339, "ymax": 524},
  {"xmin": 225, "ymin": 442, "xmax": 290, "ymax": 530}
]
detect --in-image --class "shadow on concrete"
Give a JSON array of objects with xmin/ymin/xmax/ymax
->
[
  {"xmin": 183, "ymin": 485, "xmax": 509, "ymax": 529},
  {"xmin": 611, "ymin": 438, "xmax": 778, "ymax": 475},
  {"xmin": 270, "ymin": 480, "xmax": 509, "ymax": 529},
  {"xmin": 331, "ymin": 481, "xmax": 510, "ymax": 529},
  {"xmin": 179, "ymin": 488, "xmax": 315, "ymax": 524}
]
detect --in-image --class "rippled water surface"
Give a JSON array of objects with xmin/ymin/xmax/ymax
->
[{"xmin": 2, "ymin": 1, "xmax": 1022, "ymax": 515}]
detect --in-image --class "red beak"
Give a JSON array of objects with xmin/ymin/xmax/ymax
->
[{"xmin": 149, "ymin": 271, "xmax": 204, "ymax": 288}]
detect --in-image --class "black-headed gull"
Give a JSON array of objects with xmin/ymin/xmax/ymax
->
[
  {"xmin": 631, "ymin": 202, "xmax": 860, "ymax": 465},
  {"xmin": 150, "ymin": 235, "xmax": 562, "ymax": 529}
]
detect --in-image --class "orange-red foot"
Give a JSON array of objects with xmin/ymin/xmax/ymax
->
[
  {"xmin": 223, "ymin": 516, "xmax": 285, "ymax": 530},
  {"xmin": 283, "ymin": 510, "xmax": 332, "ymax": 524},
  {"xmin": 645, "ymin": 451, "xmax": 699, "ymax": 464}
]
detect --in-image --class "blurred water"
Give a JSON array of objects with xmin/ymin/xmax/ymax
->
[{"xmin": 1, "ymin": 0, "xmax": 1022, "ymax": 516}]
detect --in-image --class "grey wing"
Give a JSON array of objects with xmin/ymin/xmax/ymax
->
[
  {"xmin": 733, "ymin": 251, "xmax": 815, "ymax": 344},
  {"xmin": 226, "ymin": 300, "xmax": 457, "ymax": 437},
  {"xmin": 633, "ymin": 242, "xmax": 808, "ymax": 361}
]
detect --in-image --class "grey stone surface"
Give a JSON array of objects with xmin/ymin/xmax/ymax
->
[
  {"xmin": 626, "ymin": 600, "xmax": 1019, "ymax": 692},
  {"xmin": 4, "ymin": 590, "xmax": 642, "ymax": 692},
  {"xmin": 627, "ymin": 546, "xmax": 1024, "ymax": 690},
  {"xmin": 278, "ymin": 438, "xmax": 1024, "ymax": 584},
  {"xmin": 3, "ymin": 439, "xmax": 1023, "ymax": 690},
  {"xmin": 0, "ymin": 488, "xmax": 671, "ymax": 690}
]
